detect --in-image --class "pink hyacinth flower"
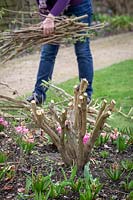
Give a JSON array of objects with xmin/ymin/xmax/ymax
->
[
  {"xmin": 56, "ymin": 126, "xmax": 62, "ymax": 134},
  {"xmin": 15, "ymin": 126, "xmax": 23, "ymax": 133},
  {"xmin": 110, "ymin": 133, "xmax": 118, "ymax": 140},
  {"xmin": 22, "ymin": 127, "xmax": 29, "ymax": 134},
  {"xmin": 0, "ymin": 117, "xmax": 4, "ymax": 124},
  {"xmin": 3, "ymin": 120, "xmax": 8, "ymax": 127},
  {"xmin": 15, "ymin": 126, "xmax": 29, "ymax": 134},
  {"xmin": 83, "ymin": 133, "xmax": 90, "ymax": 144},
  {"xmin": 27, "ymin": 138, "xmax": 34, "ymax": 143}
]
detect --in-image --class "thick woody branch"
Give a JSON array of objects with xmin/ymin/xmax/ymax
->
[
  {"xmin": 79, "ymin": 79, "xmax": 88, "ymax": 95},
  {"xmin": 95, "ymin": 99, "xmax": 107, "ymax": 124},
  {"xmin": 30, "ymin": 101, "xmax": 60, "ymax": 146},
  {"xmin": 84, "ymin": 111, "xmax": 111, "ymax": 161}
]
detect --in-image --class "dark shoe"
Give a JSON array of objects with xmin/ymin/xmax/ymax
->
[{"xmin": 26, "ymin": 93, "xmax": 45, "ymax": 105}]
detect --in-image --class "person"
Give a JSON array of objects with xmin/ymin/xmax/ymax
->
[{"xmin": 27, "ymin": 0, "xmax": 94, "ymax": 104}]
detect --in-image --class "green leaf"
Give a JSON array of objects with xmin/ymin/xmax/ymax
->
[
  {"xmin": 86, "ymin": 185, "xmax": 92, "ymax": 200},
  {"xmin": 70, "ymin": 165, "xmax": 77, "ymax": 181},
  {"xmin": 84, "ymin": 162, "xmax": 93, "ymax": 183},
  {"xmin": 80, "ymin": 193, "xmax": 86, "ymax": 200},
  {"xmin": 61, "ymin": 168, "xmax": 68, "ymax": 180},
  {"xmin": 128, "ymin": 180, "xmax": 133, "ymax": 190},
  {"xmin": 25, "ymin": 176, "xmax": 32, "ymax": 193}
]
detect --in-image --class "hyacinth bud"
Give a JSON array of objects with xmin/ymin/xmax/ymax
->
[
  {"xmin": 83, "ymin": 133, "xmax": 91, "ymax": 144},
  {"xmin": 56, "ymin": 126, "xmax": 62, "ymax": 134}
]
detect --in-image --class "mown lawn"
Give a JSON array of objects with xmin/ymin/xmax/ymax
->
[{"xmin": 47, "ymin": 60, "xmax": 133, "ymax": 129}]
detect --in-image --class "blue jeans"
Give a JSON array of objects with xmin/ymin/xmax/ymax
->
[{"xmin": 34, "ymin": 0, "xmax": 93, "ymax": 99}]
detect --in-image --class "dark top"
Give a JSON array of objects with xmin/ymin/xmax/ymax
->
[{"xmin": 36, "ymin": 0, "xmax": 83, "ymax": 16}]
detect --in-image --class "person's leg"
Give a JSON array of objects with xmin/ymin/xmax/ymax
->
[
  {"xmin": 74, "ymin": 39, "xmax": 93, "ymax": 99},
  {"xmin": 27, "ymin": 44, "xmax": 59, "ymax": 104},
  {"xmin": 65, "ymin": 0, "xmax": 93, "ymax": 99}
]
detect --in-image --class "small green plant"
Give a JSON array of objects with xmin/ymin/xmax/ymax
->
[
  {"xmin": 120, "ymin": 127, "xmax": 133, "ymax": 145},
  {"xmin": 15, "ymin": 125, "xmax": 35, "ymax": 154},
  {"xmin": 79, "ymin": 162, "xmax": 102, "ymax": 200},
  {"xmin": 100, "ymin": 150, "xmax": 109, "ymax": 159},
  {"xmin": 105, "ymin": 163, "xmax": 123, "ymax": 181},
  {"xmin": 0, "ymin": 152, "xmax": 8, "ymax": 163},
  {"xmin": 121, "ymin": 159, "xmax": 133, "ymax": 172},
  {"xmin": 0, "ymin": 166, "xmax": 8, "ymax": 180},
  {"xmin": 18, "ymin": 138, "xmax": 35, "ymax": 154},
  {"xmin": 95, "ymin": 132, "xmax": 109, "ymax": 147},
  {"xmin": 116, "ymin": 135, "xmax": 128, "ymax": 152},
  {"xmin": 120, "ymin": 178, "xmax": 133, "ymax": 192},
  {"xmin": 22, "ymin": 165, "xmax": 102, "ymax": 200},
  {"xmin": 0, "ymin": 152, "xmax": 9, "ymax": 181},
  {"xmin": 127, "ymin": 191, "xmax": 133, "ymax": 200},
  {"xmin": 31, "ymin": 172, "xmax": 51, "ymax": 195},
  {"xmin": 0, "ymin": 165, "xmax": 15, "ymax": 181}
]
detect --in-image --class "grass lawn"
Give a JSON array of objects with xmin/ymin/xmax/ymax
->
[{"xmin": 47, "ymin": 59, "xmax": 133, "ymax": 129}]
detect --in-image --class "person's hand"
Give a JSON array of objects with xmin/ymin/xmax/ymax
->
[{"xmin": 42, "ymin": 13, "xmax": 55, "ymax": 36}]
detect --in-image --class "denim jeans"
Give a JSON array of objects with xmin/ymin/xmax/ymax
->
[{"xmin": 34, "ymin": 0, "xmax": 93, "ymax": 100}]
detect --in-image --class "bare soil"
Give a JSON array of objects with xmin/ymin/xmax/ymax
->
[
  {"xmin": 0, "ymin": 126, "xmax": 133, "ymax": 200},
  {"xmin": 0, "ymin": 32, "xmax": 133, "ymax": 98}
]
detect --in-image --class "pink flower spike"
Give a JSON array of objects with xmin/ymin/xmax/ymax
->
[
  {"xmin": 15, "ymin": 126, "xmax": 29, "ymax": 134},
  {"xmin": 56, "ymin": 126, "xmax": 62, "ymax": 134},
  {"xmin": 22, "ymin": 127, "xmax": 29, "ymax": 134},
  {"xmin": 15, "ymin": 126, "xmax": 23, "ymax": 133},
  {"xmin": 0, "ymin": 117, "xmax": 4, "ymax": 124},
  {"xmin": 101, "ymin": 132, "xmax": 107, "ymax": 138},
  {"xmin": 83, "ymin": 133, "xmax": 90, "ymax": 144},
  {"xmin": 110, "ymin": 133, "xmax": 118, "ymax": 140},
  {"xmin": 3, "ymin": 120, "xmax": 8, "ymax": 127},
  {"xmin": 27, "ymin": 138, "xmax": 34, "ymax": 143}
]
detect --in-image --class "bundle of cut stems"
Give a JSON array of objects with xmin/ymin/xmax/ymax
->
[{"xmin": 0, "ymin": 15, "xmax": 104, "ymax": 63}]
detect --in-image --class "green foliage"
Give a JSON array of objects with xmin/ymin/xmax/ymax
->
[
  {"xmin": 0, "ymin": 165, "xmax": 15, "ymax": 181},
  {"xmin": 110, "ymin": 15, "xmax": 133, "ymax": 31},
  {"xmin": 94, "ymin": 14, "xmax": 133, "ymax": 32},
  {"xmin": 0, "ymin": 152, "xmax": 9, "ymax": 181},
  {"xmin": 121, "ymin": 160, "xmax": 133, "ymax": 172},
  {"xmin": 80, "ymin": 162, "xmax": 102, "ymax": 200},
  {"xmin": 20, "ymin": 165, "xmax": 102, "ymax": 200},
  {"xmin": 127, "ymin": 191, "xmax": 133, "ymax": 200},
  {"xmin": 120, "ymin": 127, "xmax": 133, "ymax": 145},
  {"xmin": 100, "ymin": 150, "xmax": 109, "ymax": 159},
  {"xmin": 95, "ymin": 134, "xmax": 109, "ymax": 147},
  {"xmin": 116, "ymin": 135, "xmax": 128, "ymax": 152},
  {"xmin": 0, "ymin": 124, "xmax": 4, "ymax": 132},
  {"xmin": 0, "ymin": 152, "xmax": 8, "ymax": 163},
  {"xmin": 120, "ymin": 178, "xmax": 133, "ymax": 192},
  {"xmin": 0, "ymin": 166, "xmax": 8, "ymax": 180},
  {"xmin": 61, "ymin": 166, "xmax": 83, "ymax": 192},
  {"xmin": 18, "ymin": 138, "xmax": 35, "ymax": 154},
  {"xmin": 105, "ymin": 163, "xmax": 123, "ymax": 181},
  {"xmin": 31, "ymin": 172, "xmax": 51, "ymax": 195}
]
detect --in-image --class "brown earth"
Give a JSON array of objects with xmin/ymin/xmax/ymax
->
[{"xmin": 0, "ymin": 32, "xmax": 133, "ymax": 98}]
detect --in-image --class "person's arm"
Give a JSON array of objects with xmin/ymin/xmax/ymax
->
[
  {"xmin": 42, "ymin": 0, "xmax": 71, "ymax": 35},
  {"xmin": 50, "ymin": 0, "xmax": 71, "ymax": 16}
]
